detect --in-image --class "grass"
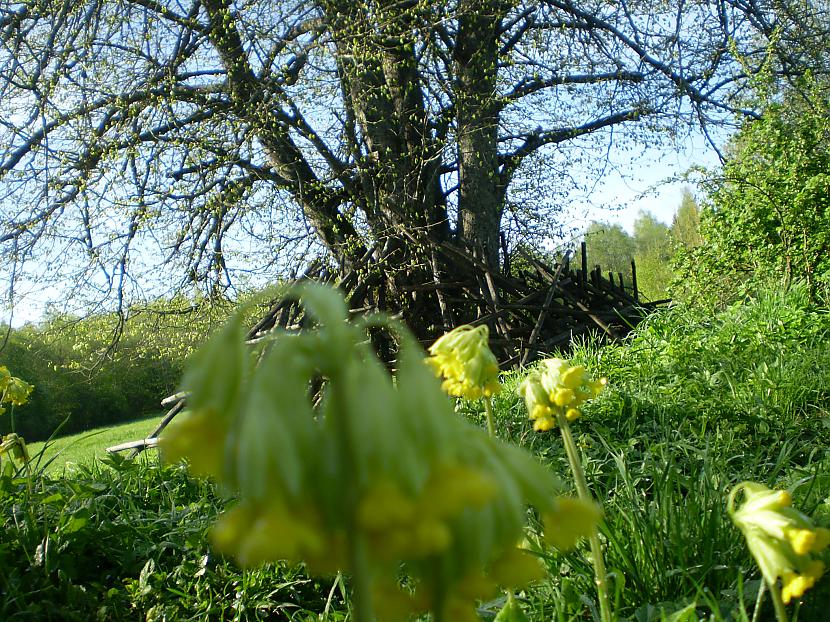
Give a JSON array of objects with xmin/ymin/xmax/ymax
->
[
  {"xmin": 26, "ymin": 413, "xmax": 163, "ymax": 474},
  {"xmin": 2, "ymin": 283, "xmax": 830, "ymax": 621}
]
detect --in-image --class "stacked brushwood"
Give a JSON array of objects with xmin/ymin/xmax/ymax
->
[
  {"xmin": 109, "ymin": 237, "xmax": 664, "ymax": 456},
  {"xmin": 248, "ymin": 237, "xmax": 663, "ymax": 367}
]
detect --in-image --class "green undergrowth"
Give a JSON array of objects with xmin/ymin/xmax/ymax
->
[
  {"xmin": 0, "ymin": 455, "xmax": 343, "ymax": 621},
  {"xmin": 467, "ymin": 284, "xmax": 830, "ymax": 620},
  {"xmin": 2, "ymin": 284, "xmax": 829, "ymax": 620}
]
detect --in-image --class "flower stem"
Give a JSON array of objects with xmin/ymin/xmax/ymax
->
[
  {"xmin": 557, "ymin": 413, "xmax": 612, "ymax": 622},
  {"xmin": 484, "ymin": 397, "xmax": 496, "ymax": 438},
  {"xmin": 347, "ymin": 534, "xmax": 375, "ymax": 622},
  {"xmin": 768, "ymin": 579, "xmax": 789, "ymax": 622},
  {"xmin": 330, "ymin": 381, "xmax": 375, "ymax": 622},
  {"xmin": 751, "ymin": 577, "xmax": 765, "ymax": 622}
]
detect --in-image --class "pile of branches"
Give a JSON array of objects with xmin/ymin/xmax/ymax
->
[{"xmin": 248, "ymin": 237, "xmax": 665, "ymax": 368}]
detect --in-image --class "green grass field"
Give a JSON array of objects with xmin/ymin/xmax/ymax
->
[{"xmin": 26, "ymin": 413, "xmax": 164, "ymax": 473}]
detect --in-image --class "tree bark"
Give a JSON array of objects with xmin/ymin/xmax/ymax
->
[
  {"xmin": 327, "ymin": 0, "xmax": 450, "ymax": 247},
  {"xmin": 454, "ymin": 0, "xmax": 506, "ymax": 270}
]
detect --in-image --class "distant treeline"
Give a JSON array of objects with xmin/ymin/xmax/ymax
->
[{"xmin": 0, "ymin": 294, "xmax": 269, "ymax": 441}]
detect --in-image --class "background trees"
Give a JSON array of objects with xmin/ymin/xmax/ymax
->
[
  {"xmin": 0, "ymin": 0, "xmax": 822, "ymax": 319},
  {"xmin": 680, "ymin": 76, "xmax": 830, "ymax": 302},
  {"xmin": 582, "ymin": 194, "xmax": 702, "ymax": 301}
]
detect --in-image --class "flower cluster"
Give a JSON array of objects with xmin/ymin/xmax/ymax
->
[
  {"xmin": 0, "ymin": 367, "xmax": 34, "ymax": 469},
  {"xmin": 0, "ymin": 432, "xmax": 30, "ymax": 464},
  {"xmin": 518, "ymin": 359, "xmax": 606, "ymax": 431},
  {"xmin": 162, "ymin": 285, "xmax": 592, "ymax": 621},
  {"xmin": 729, "ymin": 481, "xmax": 830, "ymax": 604},
  {"xmin": 0, "ymin": 365, "xmax": 34, "ymax": 416},
  {"xmin": 426, "ymin": 324, "xmax": 501, "ymax": 399}
]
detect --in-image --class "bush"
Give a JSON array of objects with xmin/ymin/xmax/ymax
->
[{"xmin": 679, "ymin": 77, "xmax": 830, "ymax": 303}]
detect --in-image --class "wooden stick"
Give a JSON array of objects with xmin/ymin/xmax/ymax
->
[{"xmin": 520, "ymin": 251, "xmax": 571, "ymax": 367}]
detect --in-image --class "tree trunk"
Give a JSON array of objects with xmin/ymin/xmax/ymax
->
[
  {"xmin": 455, "ymin": 0, "xmax": 506, "ymax": 270},
  {"xmin": 328, "ymin": 1, "xmax": 449, "ymax": 247}
]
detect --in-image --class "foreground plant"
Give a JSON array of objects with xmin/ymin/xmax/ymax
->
[
  {"xmin": 162, "ymin": 285, "xmax": 598, "ymax": 622},
  {"xmin": 729, "ymin": 481, "xmax": 829, "ymax": 622},
  {"xmin": 518, "ymin": 359, "xmax": 610, "ymax": 622}
]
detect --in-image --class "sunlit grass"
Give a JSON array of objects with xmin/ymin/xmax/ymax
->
[{"xmin": 26, "ymin": 412, "xmax": 163, "ymax": 474}]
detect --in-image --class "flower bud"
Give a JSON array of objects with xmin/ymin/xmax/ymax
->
[{"xmin": 729, "ymin": 481, "xmax": 829, "ymax": 604}]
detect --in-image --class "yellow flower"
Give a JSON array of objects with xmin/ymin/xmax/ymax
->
[
  {"xmin": 168, "ymin": 285, "xmax": 565, "ymax": 620},
  {"xmin": 427, "ymin": 325, "xmax": 501, "ymax": 399},
  {"xmin": 489, "ymin": 546, "xmax": 546, "ymax": 588},
  {"xmin": 782, "ymin": 560, "xmax": 825, "ymax": 604},
  {"xmin": 542, "ymin": 497, "xmax": 603, "ymax": 551},
  {"xmin": 211, "ymin": 501, "xmax": 324, "ymax": 567},
  {"xmin": 0, "ymin": 367, "xmax": 34, "ymax": 408},
  {"xmin": 729, "ymin": 481, "xmax": 830, "ymax": 604},
  {"xmin": 419, "ymin": 463, "xmax": 499, "ymax": 518},
  {"xmin": 0, "ymin": 433, "xmax": 30, "ymax": 463},
  {"xmin": 372, "ymin": 579, "xmax": 429, "ymax": 622},
  {"xmin": 3, "ymin": 377, "xmax": 34, "ymax": 406},
  {"xmin": 160, "ymin": 409, "xmax": 227, "ymax": 478},
  {"xmin": 518, "ymin": 359, "xmax": 605, "ymax": 432}
]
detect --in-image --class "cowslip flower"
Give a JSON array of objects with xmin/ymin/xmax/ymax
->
[
  {"xmin": 427, "ymin": 325, "xmax": 501, "ymax": 399},
  {"xmin": 729, "ymin": 481, "xmax": 830, "ymax": 604},
  {"xmin": 518, "ymin": 358, "xmax": 612, "ymax": 622},
  {"xmin": 0, "ymin": 432, "xmax": 30, "ymax": 463},
  {"xmin": 0, "ymin": 366, "xmax": 34, "ymax": 415},
  {"xmin": 543, "ymin": 496, "xmax": 603, "ymax": 551},
  {"xmin": 162, "ymin": 285, "xmax": 583, "ymax": 622},
  {"xmin": 518, "ymin": 359, "xmax": 605, "ymax": 431}
]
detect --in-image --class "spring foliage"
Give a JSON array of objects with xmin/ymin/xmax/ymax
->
[{"xmin": 683, "ymin": 77, "xmax": 830, "ymax": 301}]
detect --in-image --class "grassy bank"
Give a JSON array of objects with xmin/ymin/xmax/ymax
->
[{"xmin": 2, "ymin": 286, "xmax": 829, "ymax": 620}]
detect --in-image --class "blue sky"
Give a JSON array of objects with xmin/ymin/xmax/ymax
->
[{"xmin": 568, "ymin": 132, "xmax": 722, "ymax": 235}]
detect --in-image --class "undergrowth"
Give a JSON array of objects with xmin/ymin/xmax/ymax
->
[
  {"xmin": 0, "ymin": 455, "xmax": 344, "ymax": 621},
  {"xmin": 2, "ymin": 284, "xmax": 829, "ymax": 620}
]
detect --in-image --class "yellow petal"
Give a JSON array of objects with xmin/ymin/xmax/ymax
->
[{"xmin": 543, "ymin": 497, "xmax": 602, "ymax": 551}]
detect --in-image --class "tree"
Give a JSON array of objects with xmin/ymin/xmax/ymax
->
[
  {"xmin": 583, "ymin": 221, "xmax": 635, "ymax": 282},
  {"xmin": 632, "ymin": 211, "xmax": 672, "ymax": 300},
  {"xmin": 0, "ymin": 0, "xmax": 824, "ymax": 323},
  {"xmin": 686, "ymin": 76, "xmax": 830, "ymax": 300},
  {"xmin": 671, "ymin": 188, "xmax": 703, "ymax": 251}
]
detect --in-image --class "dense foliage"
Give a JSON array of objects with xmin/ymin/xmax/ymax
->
[
  {"xmin": 0, "ymin": 456, "xmax": 339, "ymax": 621},
  {"xmin": 0, "ymin": 294, "xmax": 263, "ymax": 441},
  {"xmin": 500, "ymin": 284, "xmax": 830, "ymax": 618},
  {"xmin": 681, "ymin": 78, "xmax": 830, "ymax": 303}
]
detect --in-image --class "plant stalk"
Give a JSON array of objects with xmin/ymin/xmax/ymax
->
[
  {"xmin": 330, "ymin": 381, "xmax": 375, "ymax": 622},
  {"xmin": 557, "ymin": 412, "xmax": 612, "ymax": 622},
  {"xmin": 751, "ymin": 579, "xmax": 765, "ymax": 622},
  {"xmin": 484, "ymin": 397, "xmax": 496, "ymax": 438},
  {"xmin": 347, "ymin": 534, "xmax": 374, "ymax": 622},
  {"xmin": 768, "ymin": 579, "xmax": 789, "ymax": 622}
]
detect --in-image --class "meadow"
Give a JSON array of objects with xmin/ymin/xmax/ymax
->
[
  {"xmin": 2, "ymin": 284, "xmax": 829, "ymax": 621},
  {"xmin": 25, "ymin": 414, "xmax": 164, "ymax": 475}
]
